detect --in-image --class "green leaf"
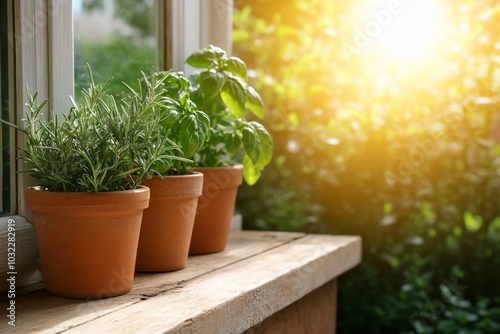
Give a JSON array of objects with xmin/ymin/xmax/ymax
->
[
  {"xmin": 159, "ymin": 109, "xmax": 180, "ymax": 129},
  {"xmin": 208, "ymin": 44, "xmax": 226, "ymax": 59},
  {"xmin": 240, "ymin": 122, "xmax": 272, "ymax": 185},
  {"xmin": 226, "ymin": 57, "xmax": 247, "ymax": 81},
  {"xmin": 246, "ymin": 86, "xmax": 264, "ymax": 118},
  {"xmin": 179, "ymin": 115, "xmax": 201, "ymax": 158},
  {"xmin": 242, "ymin": 124, "xmax": 261, "ymax": 164},
  {"xmin": 178, "ymin": 91, "xmax": 191, "ymax": 108},
  {"xmin": 249, "ymin": 121, "xmax": 273, "ymax": 169},
  {"xmin": 243, "ymin": 154, "xmax": 261, "ymax": 186},
  {"xmin": 224, "ymin": 132, "xmax": 242, "ymax": 156},
  {"xmin": 488, "ymin": 216, "xmax": 500, "ymax": 238},
  {"xmin": 464, "ymin": 211, "xmax": 482, "ymax": 232},
  {"xmin": 163, "ymin": 71, "xmax": 191, "ymax": 93},
  {"xmin": 151, "ymin": 158, "xmax": 172, "ymax": 176},
  {"xmin": 197, "ymin": 70, "xmax": 223, "ymax": 101},
  {"xmin": 186, "ymin": 48, "xmax": 217, "ymax": 68},
  {"xmin": 194, "ymin": 110, "xmax": 211, "ymax": 139},
  {"xmin": 220, "ymin": 78, "xmax": 246, "ymax": 117},
  {"xmin": 178, "ymin": 112, "xmax": 209, "ymax": 158}
]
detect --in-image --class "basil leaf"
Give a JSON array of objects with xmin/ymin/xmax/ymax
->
[
  {"xmin": 159, "ymin": 109, "xmax": 180, "ymax": 129},
  {"xmin": 242, "ymin": 154, "xmax": 261, "ymax": 186},
  {"xmin": 249, "ymin": 121, "xmax": 273, "ymax": 169},
  {"xmin": 224, "ymin": 132, "xmax": 242, "ymax": 156},
  {"xmin": 195, "ymin": 110, "xmax": 211, "ymax": 139},
  {"xmin": 246, "ymin": 86, "xmax": 264, "ymax": 119},
  {"xmin": 226, "ymin": 57, "xmax": 247, "ymax": 81},
  {"xmin": 242, "ymin": 123, "xmax": 261, "ymax": 164},
  {"xmin": 220, "ymin": 78, "xmax": 246, "ymax": 117},
  {"xmin": 179, "ymin": 115, "xmax": 200, "ymax": 158},
  {"xmin": 198, "ymin": 70, "xmax": 223, "ymax": 101},
  {"xmin": 186, "ymin": 48, "xmax": 217, "ymax": 68}
]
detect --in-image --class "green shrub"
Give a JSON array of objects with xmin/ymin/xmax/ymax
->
[{"xmin": 233, "ymin": 0, "xmax": 500, "ymax": 332}]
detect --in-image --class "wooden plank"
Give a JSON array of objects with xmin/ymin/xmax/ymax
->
[
  {"xmin": 132, "ymin": 230, "xmax": 304, "ymax": 294},
  {"xmin": 61, "ymin": 235, "xmax": 361, "ymax": 334},
  {"xmin": 4, "ymin": 231, "xmax": 304, "ymax": 334},
  {"xmin": 243, "ymin": 279, "xmax": 338, "ymax": 334}
]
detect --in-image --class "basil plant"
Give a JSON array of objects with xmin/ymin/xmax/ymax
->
[{"xmin": 186, "ymin": 45, "xmax": 274, "ymax": 185}]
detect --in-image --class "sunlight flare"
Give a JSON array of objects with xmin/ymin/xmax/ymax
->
[{"xmin": 377, "ymin": 0, "xmax": 449, "ymax": 61}]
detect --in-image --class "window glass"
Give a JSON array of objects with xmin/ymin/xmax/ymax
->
[
  {"xmin": 73, "ymin": 0, "xmax": 158, "ymax": 98},
  {"xmin": 0, "ymin": 0, "xmax": 12, "ymax": 215}
]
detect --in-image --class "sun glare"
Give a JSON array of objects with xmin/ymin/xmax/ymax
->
[{"xmin": 377, "ymin": 1, "xmax": 449, "ymax": 61}]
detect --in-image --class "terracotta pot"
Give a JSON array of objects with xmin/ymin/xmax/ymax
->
[
  {"xmin": 25, "ymin": 186, "xmax": 149, "ymax": 299},
  {"xmin": 189, "ymin": 165, "xmax": 243, "ymax": 254},
  {"xmin": 135, "ymin": 173, "xmax": 203, "ymax": 272}
]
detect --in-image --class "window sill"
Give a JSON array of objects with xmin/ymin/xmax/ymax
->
[{"xmin": 4, "ymin": 231, "xmax": 361, "ymax": 333}]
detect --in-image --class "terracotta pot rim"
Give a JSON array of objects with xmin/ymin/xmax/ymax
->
[
  {"xmin": 193, "ymin": 165, "xmax": 243, "ymax": 189},
  {"xmin": 25, "ymin": 186, "xmax": 150, "ymax": 213},
  {"xmin": 148, "ymin": 171, "xmax": 203, "ymax": 179},
  {"xmin": 193, "ymin": 164, "xmax": 243, "ymax": 172},
  {"xmin": 26, "ymin": 185, "xmax": 150, "ymax": 195},
  {"xmin": 141, "ymin": 172, "xmax": 204, "ymax": 198}
]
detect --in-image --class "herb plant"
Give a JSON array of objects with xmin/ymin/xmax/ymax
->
[
  {"xmin": 125, "ymin": 70, "xmax": 210, "ymax": 175},
  {"xmin": 186, "ymin": 45, "xmax": 273, "ymax": 185},
  {"xmin": 5, "ymin": 66, "xmax": 183, "ymax": 192}
]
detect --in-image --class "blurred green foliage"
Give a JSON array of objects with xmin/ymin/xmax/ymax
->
[
  {"xmin": 82, "ymin": 0, "xmax": 155, "ymax": 36},
  {"xmin": 75, "ymin": 0, "xmax": 157, "ymax": 100},
  {"xmin": 233, "ymin": 0, "xmax": 500, "ymax": 332},
  {"xmin": 75, "ymin": 37, "xmax": 156, "ymax": 99}
]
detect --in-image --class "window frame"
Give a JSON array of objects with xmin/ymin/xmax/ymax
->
[
  {"xmin": 166, "ymin": 0, "xmax": 233, "ymax": 74},
  {"xmin": 10, "ymin": 0, "xmax": 233, "ymax": 216},
  {"xmin": 11, "ymin": 0, "xmax": 74, "ymax": 217}
]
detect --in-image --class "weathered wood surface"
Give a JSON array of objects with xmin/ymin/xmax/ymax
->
[
  {"xmin": 2, "ymin": 231, "xmax": 361, "ymax": 334},
  {"xmin": 0, "ymin": 216, "xmax": 42, "ymax": 293},
  {"xmin": 244, "ymin": 279, "xmax": 338, "ymax": 334}
]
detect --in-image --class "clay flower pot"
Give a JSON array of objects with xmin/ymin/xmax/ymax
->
[
  {"xmin": 25, "ymin": 186, "xmax": 150, "ymax": 299},
  {"xmin": 189, "ymin": 165, "xmax": 243, "ymax": 254},
  {"xmin": 135, "ymin": 172, "xmax": 203, "ymax": 272}
]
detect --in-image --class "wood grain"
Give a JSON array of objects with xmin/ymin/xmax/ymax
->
[
  {"xmin": 2, "ymin": 232, "xmax": 360, "ymax": 334},
  {"xmin": 62, "ymin": 234, "xmax": 361, "ymax": 334},
  {"xmin": 243, "ymin": 279, "xmax": 338, "ymax": 334},
  {"xmin": 3, "ymin": 231, "xmax": 306, "ymax": 333}
]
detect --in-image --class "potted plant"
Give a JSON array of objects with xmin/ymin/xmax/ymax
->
[
  {"xmin": 185, "ymin": 45, "xmax": 274, "ymax": 254},
  {"xmin": 128, "ymin": 70, "xmax": 209, "ymax": 271},
  {"xmin": 3, "ymin": 67, "xmax": 181, "ymax": 298}
]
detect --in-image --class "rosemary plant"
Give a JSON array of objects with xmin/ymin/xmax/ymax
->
[{"xmin": 6, "ymin": 66, "xmax": 184, "ymax": 192}]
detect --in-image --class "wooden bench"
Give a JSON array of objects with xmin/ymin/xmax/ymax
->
[{"xmin": 2, "ymin": 230, "xmax": 361, "ymax": 333}]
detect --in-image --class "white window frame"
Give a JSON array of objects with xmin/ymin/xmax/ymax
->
[
  {"xmin": 167, "ymin": 0, "xmax": 233, "ymax": 74},
  {"xmin": 11, "ymin": 0, "xmax": 232, "ymax": 217},
  {"xmin": 12, "ymin": 0, "xmax": 74, "ymax": 218}
]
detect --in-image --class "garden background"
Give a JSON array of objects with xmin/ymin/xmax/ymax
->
[{"xmin": 233, "ymin": 1, "xmax": 500, "ymax": 333}]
